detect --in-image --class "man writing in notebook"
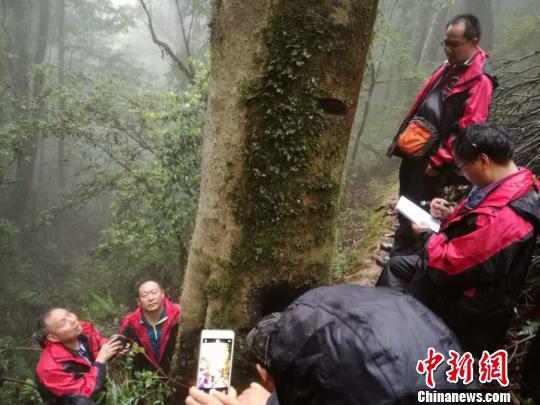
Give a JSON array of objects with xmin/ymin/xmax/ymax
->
[{"xmin": 377, "ymin": 124, "xmax": 539, "ymax": 355}]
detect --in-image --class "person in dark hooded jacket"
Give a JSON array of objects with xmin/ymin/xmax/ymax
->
[
  {"xmin": 186, "ymin": 284, "xmax": 475, "ymax": 405},
  {"xmin": 378, "ymin": 123, "xmax": 540, "ymax": 355}
]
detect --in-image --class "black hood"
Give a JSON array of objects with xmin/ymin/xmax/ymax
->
[
  {"xmin": 268, "ymin": 285, "xmax": 476, "ymax": 405},
  {"xmin": 511, "ymin": 187, "xmax": 540, "ymax": 233}
]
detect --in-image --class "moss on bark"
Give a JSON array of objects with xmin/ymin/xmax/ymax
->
[{"xmin": 208, "ymin": 0, "xmax": 379, "ymax": 327}]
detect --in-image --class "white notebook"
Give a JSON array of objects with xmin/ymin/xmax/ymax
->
[{"xmin": 395, "ymin": 196, "xmax": 441, "ymax": 233}]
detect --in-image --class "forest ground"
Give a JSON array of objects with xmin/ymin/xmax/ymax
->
[{"xmin": 333, "ymin": 174, "xmax": 398, "ymax": 286}]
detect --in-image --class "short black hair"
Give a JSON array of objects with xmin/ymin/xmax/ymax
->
[
  {"xmin": 446, "ymin": 14, "xmax": 481, "ymax": 41},
  {"xmin": 135, "ymin": 277, "xmax": 163, "ymax": 297},
  {"xmin": 453, "ymin": 123, "xmax": 513, "ymax": 164},
  {"xmin": 34, "ymin": 308, "xmax": 61, "ymax": 347}
]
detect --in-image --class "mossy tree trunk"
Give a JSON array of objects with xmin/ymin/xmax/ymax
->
[{"xmin": 172, "ymin": 0, "xmax": 379, "ymax": 383}]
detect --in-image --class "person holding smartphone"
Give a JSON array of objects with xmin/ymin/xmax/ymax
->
[
  {"xmin": 34, "ymin": 308, "xmax": 127, "ymax": 404},
  {"xmin": 186, "ymin": 284, "xmax": 471, "ymax": 405}
]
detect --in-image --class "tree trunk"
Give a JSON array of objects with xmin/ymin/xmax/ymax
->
[
  {"xmin": 8, "ymin": 2, "xmax": 31, "ymax": 98},
  {"xmin": 458, "ymin": 0, "xmax": 493, "ymax": 52},
  {"xmin": 57, "ymin": 0, "xmax": 66, "ymax": 189},
  {"xmin": 9, "ymin": 0, "xmax": 50, "ymax": 223},
  {"xmin": 413, "ymin": 1, "xmax": 433, "ymax": 63},
  {"xmin": 343, "ymin": 0, "xmax": 399, "ymax": 194},
  {"xmin": 173, "ymin": 0, "xmax": 378, "ymax": 383},
  {"xmin": 417, "ymin": 2, "xmax": 444, "ymax": 68},
  {"xmin": 423, "ymin": 5, "xmax": 450, "ymax": 64}
]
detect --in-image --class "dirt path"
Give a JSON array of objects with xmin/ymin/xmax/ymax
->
[{"xmin": 340, "ymin": 184, "xmax": 398, "ymax": 286}]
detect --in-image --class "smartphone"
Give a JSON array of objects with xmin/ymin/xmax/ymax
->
[
  {"xmin": 111, "ymin": 335, "xmax": 130, "ymax": 350},
  {"xmin": 196, "ymin": 329, "xmax": 235, "ymax": 394}
]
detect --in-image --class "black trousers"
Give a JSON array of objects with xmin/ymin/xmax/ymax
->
[
  {"xmin": 375, "ymin": 254, "xmax": 423, "ymax": 290},
  {"xmin": 391, "ymin": 158, "xmax": 440, "ymax": 256}
]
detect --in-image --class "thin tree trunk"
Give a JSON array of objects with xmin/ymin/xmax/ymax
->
[
  {"xmin": 343, "ymin": 0, "xmax": 399, "ymax": 194},
  {"xmin": 173, "ymin": 0, "xmax": 379, "ymax": 384},
  {"xmin": 344, "ymin": 65, "xmax": 377, "ymax": 194},
  {"xmin": 457, "ymin": 0, "xmax": 493, "ymax": 52},
  {"xmin": 418, "ymin": 5, "xmax": 440, "ymax": 67},
  {"xmin": 57, "ymin": 0, "xmax": 66, "ymax": 189},
  {"xmin": 10, "ymin": 0, "xmax": 50, "ymax": 223}
]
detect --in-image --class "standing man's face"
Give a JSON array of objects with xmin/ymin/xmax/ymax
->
[
  {"xmin": 442, "ymin": 21, "xmax": 478, "ymax": 64},
  {"xmin": 137, "ymin": 281, "xmax": 165, "ymax": 313}
]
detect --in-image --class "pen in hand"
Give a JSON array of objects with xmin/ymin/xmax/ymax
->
[{"xmin": 419, "ymin": 200, "xmax": 455, "ymax": 208}]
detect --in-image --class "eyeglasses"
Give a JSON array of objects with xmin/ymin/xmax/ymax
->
[
  {"xmin": 440, "ymin": 39, "xmax": 468, "ymax": 49},
  {"xmin": 454, "ymin": 160, "xmax": 470, "ymax": 176}
]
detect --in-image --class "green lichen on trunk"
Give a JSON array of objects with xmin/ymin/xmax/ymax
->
[{"xmin": 205, "ymin": 0, "xmax": 378, "ymax": 327}]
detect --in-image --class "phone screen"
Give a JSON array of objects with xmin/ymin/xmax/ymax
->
[{"xmin": 196, "ymin": 336, "xmax": 234, "ymax": 394}]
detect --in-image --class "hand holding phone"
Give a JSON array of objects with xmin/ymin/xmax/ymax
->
[
  {"xmin": 196, "ymin": 330, "xmax": 235, "ymax": 395},
  {"xmin": 110, "ymin": 334, "xmax": 130, "ymax": 350}
]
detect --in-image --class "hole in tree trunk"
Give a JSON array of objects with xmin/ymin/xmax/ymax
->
[
  {"xmin": 249, "ymin": 282, "xmax": 311, "ymax": 324},
  {"xmin": 317, "ymin": 98, "xmax": 347, "ymax": 115}
]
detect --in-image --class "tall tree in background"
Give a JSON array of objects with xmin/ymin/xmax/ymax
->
[
  {"xmin": 458, "ymin": 0, "xmax": 493, "ymax": 51},
  {"xmin": 8, "ymin": 0, "xmax": 50, "ymax": 223},
  {"xmin": 139, "ymin": 0, "xmax": 209, "ymax": 85},
  {"xmin": 173, "ymin": 0, "xmax": 379, "ymax": 379},
  {"xmin": 56, "ymin": 0, "xmax": 66, "ymax": 189}
]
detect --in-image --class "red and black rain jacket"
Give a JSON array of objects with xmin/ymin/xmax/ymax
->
[
  {"xmin": 387, "ymin": 47, "xmax": 496, "ymax": 172},
  {"xmin": 411, "ymin": 169, "xmax": 540, "ymax": 355},
  {"xmin": 118, "ymin": 298, "xmax": 180, "ymax": 374},
  {"xmin": 35, "ymin": 322, "xmax": 108, "ymax": 404}
]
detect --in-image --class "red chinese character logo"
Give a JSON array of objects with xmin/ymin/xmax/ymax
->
[
  {"xmin": 417, "ymin": 347, "xmax": 445, "ymax": 388},
  {"xmin": 478, "ymin": 350, "xmax": 509, "ymax": 386},
  {"xmin": 446, "ymin": 350, "xmax": 474, "ymax": 384}
]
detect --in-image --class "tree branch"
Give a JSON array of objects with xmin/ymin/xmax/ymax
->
[
  {"xmin": 139, "ymin": 0, "xmax": 195, "ymax": 84},
  {"xmin": 173, "ymin": 0, "xmax": 192, "ymax": 59}
]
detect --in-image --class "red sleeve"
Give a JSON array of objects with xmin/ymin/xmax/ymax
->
[
  {"xmin": 426, "ymin": 208, "xmax": 533, "ymax": 284},
  {"xmin": 429, "ymin": 135, "xmax": 456, "ymax": 169},
  {"xmin": 457, "ymin": 75, "xmax": 493, "ymax": 130},
  {"xmin": 429, "ymin": 75, "xmax": 493, "ymax": 168},
  {"xmin": 118, "ymin": 316, "xmax": 130, "ymax": 335},
  {"xmin": 36, "ymin": 361, "xmax": 106, "ymax": 399}
]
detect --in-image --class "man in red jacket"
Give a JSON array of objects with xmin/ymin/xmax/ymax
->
[
  {"xmin": 35, "ymin": 308, "xmax": 124, "ymax": 404},
  {"xmin": 118, "ymin": 278, "xmax": 181, "ymax": 374},
  {"xmin": 386, "ymin": 14, "xmax": 497, "ymax": 256},
  {"xmin": 378, "ymin": 124, "xmax": 540, "ymax": 355}
]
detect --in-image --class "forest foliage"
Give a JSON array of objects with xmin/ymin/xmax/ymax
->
[{"xmin": 0, "ymin": 0, "xmax": 539, "ymax": 403}]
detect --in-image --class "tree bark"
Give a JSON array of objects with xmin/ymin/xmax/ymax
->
[{"xmin": 173, "ymin": 0, "xmax": 378, "ymax": 383}]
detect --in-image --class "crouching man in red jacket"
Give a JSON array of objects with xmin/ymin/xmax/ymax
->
[
  {"xmin": 35, "ymin": 308, "xmax": 125, "ymax": 404},
  {"xmin": 118, "ymin": 278, "xmax": 180, "ymax": 374},
  {"xmin": 378, "ymin": 123, "xmax": 540, "ymax": 356}
]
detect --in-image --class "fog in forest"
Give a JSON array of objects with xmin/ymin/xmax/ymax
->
[{"xmin": 1, "ymin": 0, "xmax": 539, "ymax": 402}]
